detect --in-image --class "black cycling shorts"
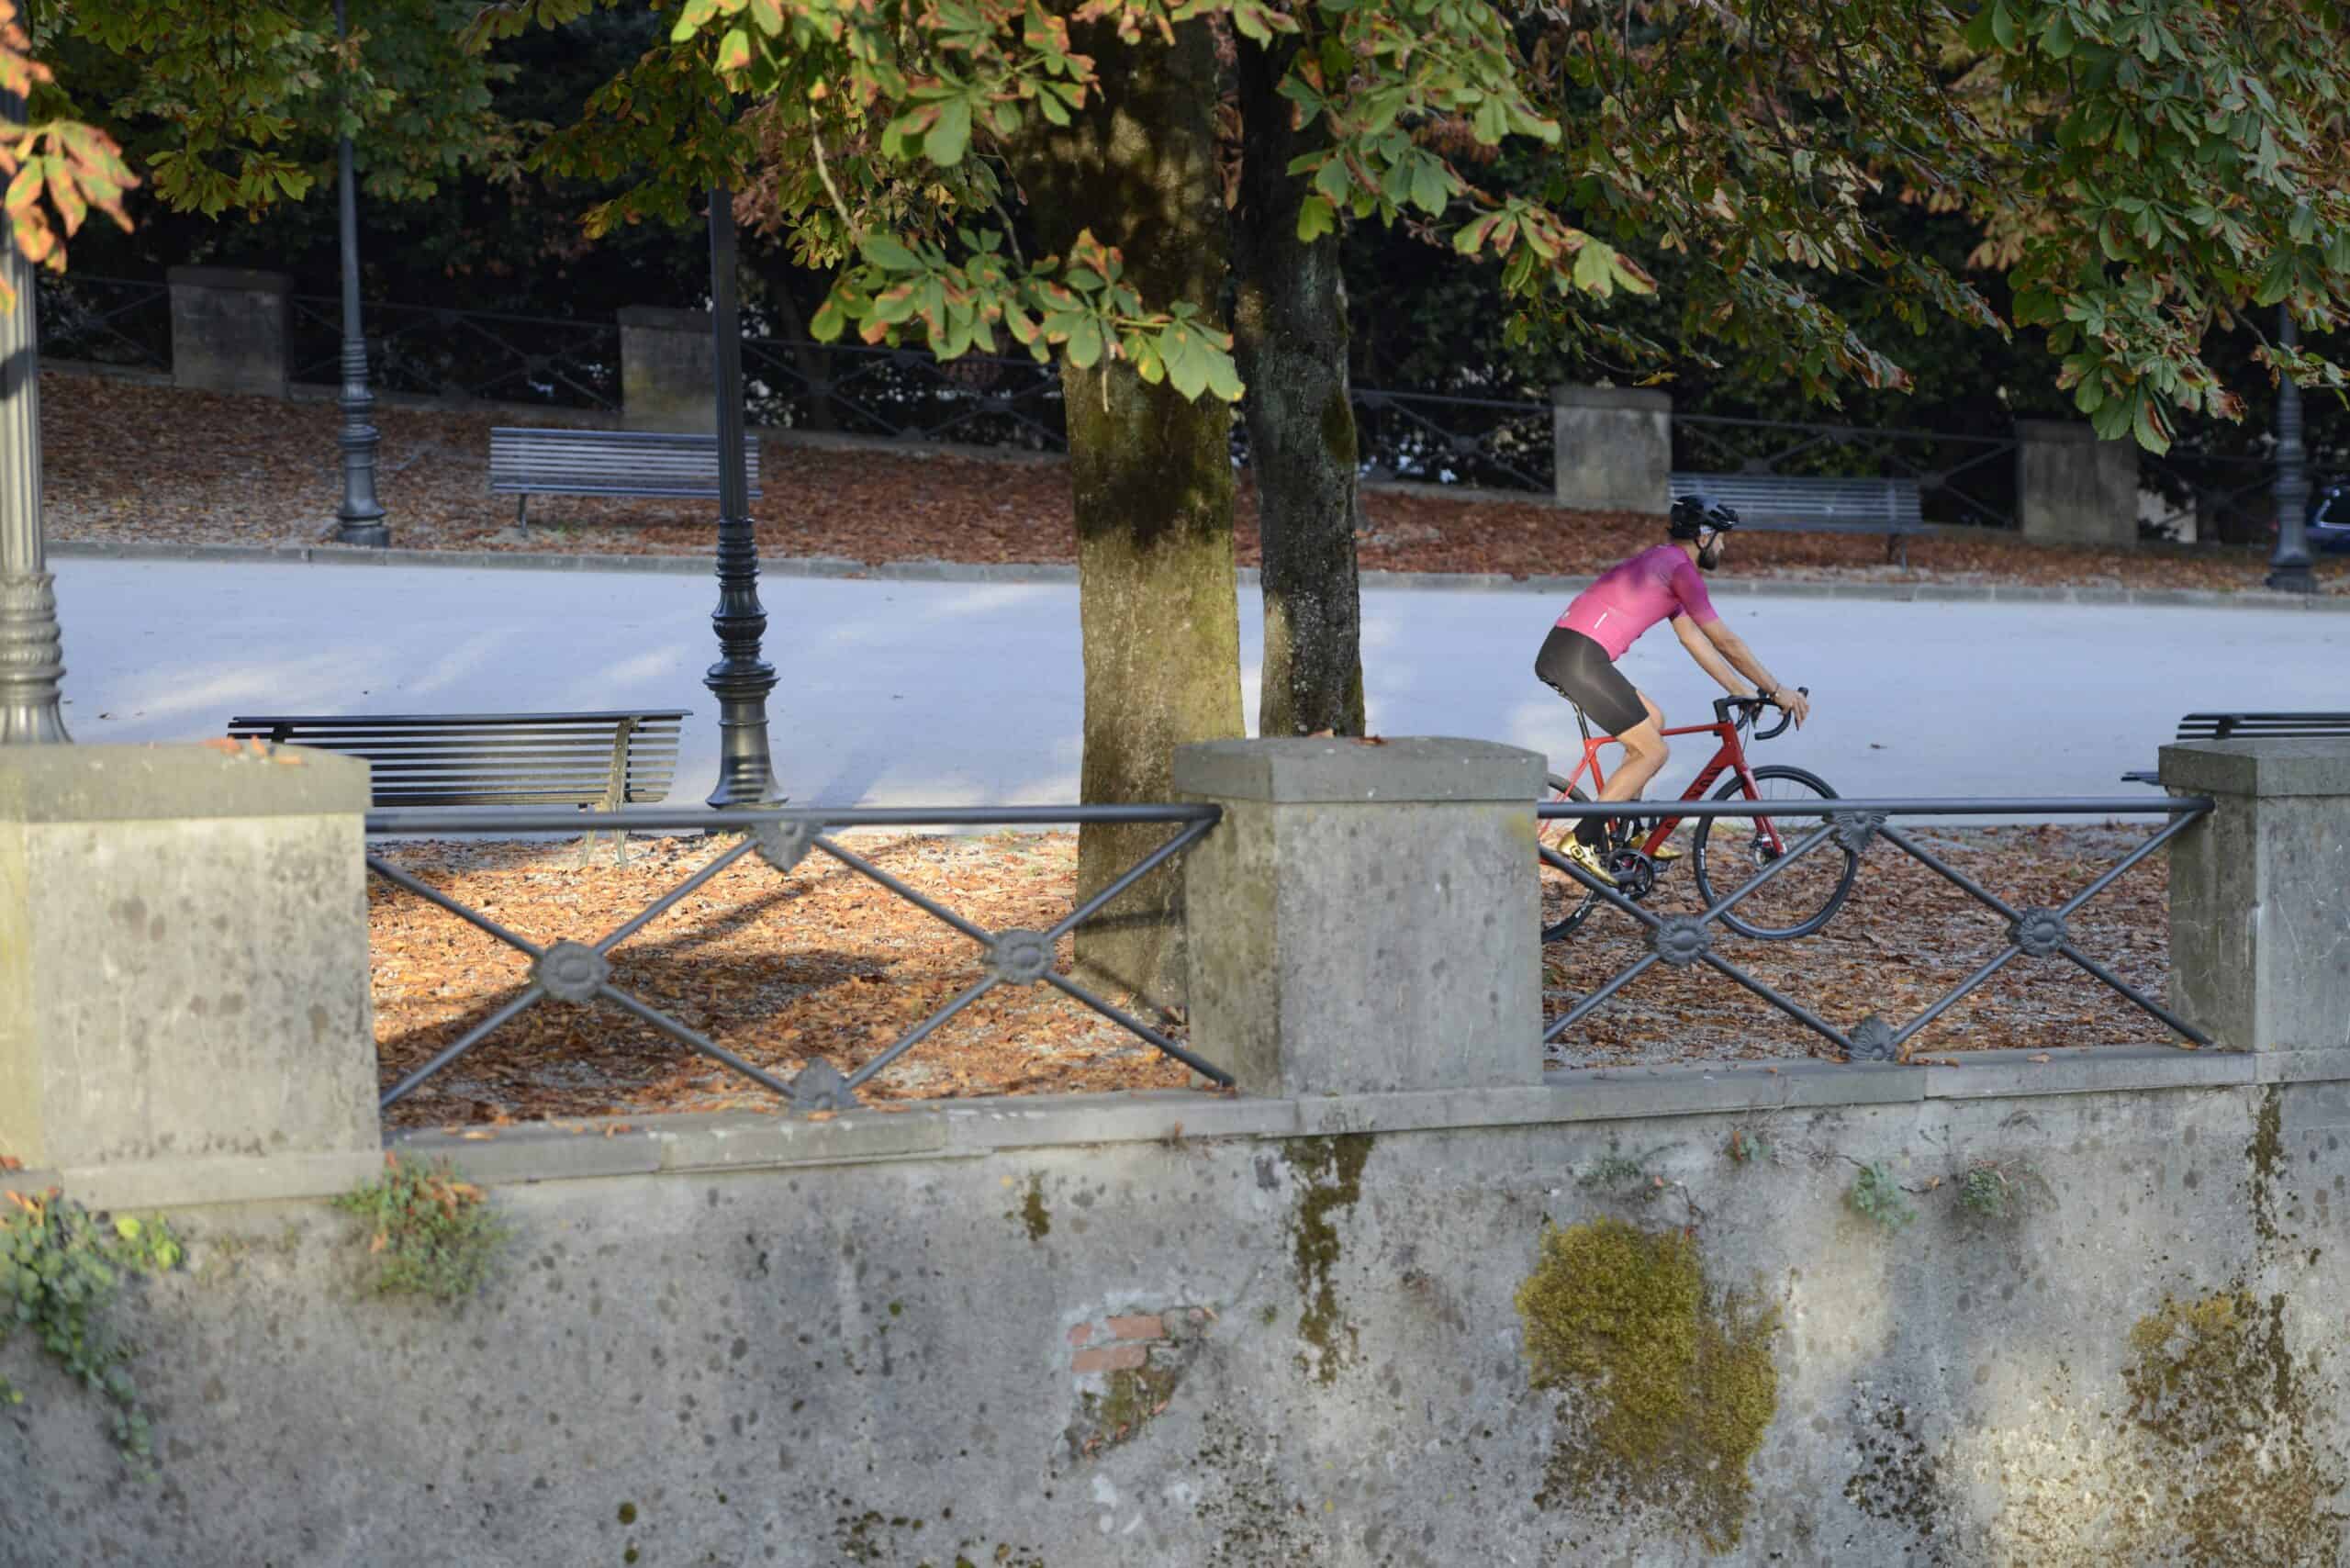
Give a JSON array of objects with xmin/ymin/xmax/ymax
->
[{"xmin": 1535, "ymin": 626, "xmax": 1650, "ymax": 737}]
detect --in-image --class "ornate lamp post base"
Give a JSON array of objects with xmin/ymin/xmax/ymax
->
[
  {"xmin": 703, "ymin": 185, "xmax": 781, "ymax": 807},
  {"xmin": 0, "ymin": 84, "xmax": 66, "ymax": 745}
]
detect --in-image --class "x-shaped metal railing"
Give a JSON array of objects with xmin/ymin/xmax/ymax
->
[
  {"xmin": 1352, "ymin": 387, "xmax": 1554, "ymax": 492},
  {"xmin": 36, "ymin": 274, "xmax": 172, "ymax": 373},
  {"xmin": 364, "ymin": 805, "xmax": 1228, "ymax": 1113},
  {"xmin": 290, "ymin": 299, "xmax": 624, "ymax": 411},
  {"xmin": 743, "ymin": 339, "xmax": 1068, "ymax": 451},
  {"xmin": 1538, "ymin": 797, "xmax": 2213, "ymax": 1058}
]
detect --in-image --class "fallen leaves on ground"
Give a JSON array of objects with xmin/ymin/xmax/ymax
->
[
  {"xmin": 366, "ymin": 822, "xmax": 2180, "ymax": 1128},
  {"xmin": 1540, "ymin": 823, "xmax": 2177, "ymax": 1066},
  {"xmin": 45, "ymin": 373, "xmax": 2346, "ymax": 595}
]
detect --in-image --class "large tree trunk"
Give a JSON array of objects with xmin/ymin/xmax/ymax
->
[
  {"xmin": 1014, "ymin": 17, "xmax": 1243, "ymax": 1010},
  {"xmin": 1230, "ymin": 30, "xmax": 1367, "ymax": 738}
]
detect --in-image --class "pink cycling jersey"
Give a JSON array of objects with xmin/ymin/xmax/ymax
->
[{"xmin": 1554, "ymin": 544, "xmax": 1720, "ymax": 662}]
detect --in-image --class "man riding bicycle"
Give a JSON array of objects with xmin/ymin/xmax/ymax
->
[{"xmin": 1534, "ymin": 493, "xmax": 1812, "ymax": 885}]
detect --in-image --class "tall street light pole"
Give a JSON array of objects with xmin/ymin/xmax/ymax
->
[
  {"xmin": 330, "ymin": 0, "xmax": 386, "ymax": 547},
  {"xmin": 703, "ymin": 186, "xmax": 780, "ymax": 806},
  {"xmin": 0, "ymin": 85, "xmax": 67, "ymax": 745},
  {"xmin": 2266, "ymin": 306, "xmax": 2314, "ymax": 594}
]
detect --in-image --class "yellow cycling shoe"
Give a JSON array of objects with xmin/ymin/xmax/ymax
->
[{"xmin": 1559, "ymin": 839, "xmax": 1618, "ymax": 887}]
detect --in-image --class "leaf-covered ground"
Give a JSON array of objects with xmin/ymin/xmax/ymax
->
[
  {"xmin": 367, "ymin": 823, "xmax": 2182, "ymax": 1128},
  {"xmin": 47, "ymin": 374, "xmax": 2348, "ymax": 594}
]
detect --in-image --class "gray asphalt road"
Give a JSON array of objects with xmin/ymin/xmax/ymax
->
[{"xmin": 52, "ymin": 557, "xmax": 2347, "ymax": 808}]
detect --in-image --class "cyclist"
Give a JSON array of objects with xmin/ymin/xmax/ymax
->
[{"xmin": 1534, "ymin": 493, "xmax": 1812, "ymax": 885}]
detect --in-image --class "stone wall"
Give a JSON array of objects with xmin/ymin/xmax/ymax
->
[{"xmin": 6, "ymin": 1054, "xmax": 2346, "ymax": 1566}]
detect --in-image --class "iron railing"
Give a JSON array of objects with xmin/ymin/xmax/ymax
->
[
  {"xmin": 2137, "ymin": 446, "xmax": 2275, "ymax": 546},
  {"xmin": 364, "ymin": 803, "xmax": 1225, "ymax": 1113},
  {"xmin": 1537, "ymin": 796, "xmax": 2210, "ymax": 1058},
  {"xmin": 1674, "ymin": 414, "xmax": 2020, "ymax": 530},
  {"xmin": 743, "ymin": 337, "xmax": 1069, "ymax": 451},
  {"xmin": 34, "ymin": 274, "xmax": 172, "ymax": 373},
  {"xmin": 289, "ymin": 297, "xmax": 623, "ymax": 411}
]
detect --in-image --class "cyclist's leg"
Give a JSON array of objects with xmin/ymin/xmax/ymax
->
[{"xmin": 1596, "ymin": 692, "xmax": 1669, "ymax": 806}]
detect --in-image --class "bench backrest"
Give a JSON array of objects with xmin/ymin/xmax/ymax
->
[
  {"xmin": 224, "ymin": 711, "xmax": 688, "ymax": 809},
  {"xmin": 489, "ymin": 428, "xmax": 763, "ymax": 499},
  {"xmin": 1671, "ymin": 472, "xmax": 1923, "ymax": 524},
  {"xmin": 2175, "ymin": 712, "xmax": 2350, "ymax": 742}
]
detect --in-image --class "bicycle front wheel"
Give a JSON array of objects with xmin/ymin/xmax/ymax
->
[{"xmin": 1689, "ymin": 765, "xmax": 1857, "ymax": 940}]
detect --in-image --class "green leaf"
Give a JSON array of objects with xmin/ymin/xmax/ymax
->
[
  {"xmin": 811, "ymin": 297, "xmax": 848, "ymax": 342},
  {"xmin": 2132, "ymin": 395, "xmax": 2172, "ymax": 453},
  {"xmin": 859, "ymin": 234, "xmax": 923, "ymax": 273},
  {"xmin": 924, "ymin": 97, "xmax": 972, "ymax": 166},
  {"xmin": 1065, "ymin": 316, "xmax": 1104, "ymax": 370},
  {"xmin": 669, "ymin": 0, "xmax": 720, "ymax": 39},
  {"xmin": 1989, "ymin": 0, "xmax": 2016, "ymax": 50},
  {"xmin": 715, "ymin": 27, "xmax": 752, "ymax": 73},
  {"xmin": 1408, "ymin": 159, "xmax": 1448, "ymax": 217},
  {"xmin": 2042, "ymin": 12, "xmax": 2076, "ymax": 58},
  {"xmin": 1204, "ymin": 347, "xmax": 1245, "ymax": 403},
  {"xmin": 1571, "ymin": 241, "xmax": 1617, "ymax": 297},
  {"xmin": 1313, "ymin": 157, "xmax": 1350, "ymax": 206},
  {"xmin": 112, "ymin": 1218, "xmax": 140, "ymax": 1241},
  {"xmin": 1164, "ymin": 328, "xmax": 1210, "ymax": 399},
  {"xmin": 1295, "ymin": 196, "xmax": 1337, "ymax": 243},
  {"xmin": 1037, "ymin": 90, "xmax": 1071, "ymax": 128}
]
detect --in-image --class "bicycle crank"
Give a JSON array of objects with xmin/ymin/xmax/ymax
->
[{"xmin": 1604, "ymin": 846, "xmax": 1658, "ymax": 900}]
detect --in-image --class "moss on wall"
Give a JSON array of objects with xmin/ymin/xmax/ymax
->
[{"xmin": 1515, "ymin": 1218, "xmax": 1779, "ymax": 1553}]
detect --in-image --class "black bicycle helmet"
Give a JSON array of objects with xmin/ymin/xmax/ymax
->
[{"xmin": 1669, "ymin": 493, "xmax": 1740, "ymax": 540}]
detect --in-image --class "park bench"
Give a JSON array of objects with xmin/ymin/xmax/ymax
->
[
  {"xmin": 224, "ymin": 710, "xmax": 688, "ymax": 862},
  {"xmin": 489, "ymin": 427, "xmax": 762, "ymax": 532},
  {"xmin": 2121, "ymin": 711, "xmax": 2350, "ymax": 785},
  {"xmin": 1669, "ymin": 473, "xmax": 1929, "ymax": 567}
]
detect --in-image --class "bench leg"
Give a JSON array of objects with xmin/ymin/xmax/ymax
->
[{"xmin": 515, "ymin": 493, "xmax": 531, "ymax": 539}]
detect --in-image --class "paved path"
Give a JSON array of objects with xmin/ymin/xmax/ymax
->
[{"xmin": 52, "ymin": 556, "xmax": 2349, "ymax": 809}]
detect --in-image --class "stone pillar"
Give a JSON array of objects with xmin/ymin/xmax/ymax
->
[
  {"xmin": 166, "ymin": 266, "xmax": 291, "ymax": 398},
  {"xmin": 2016, "ymin": 419, "xmax": 2138, "ymax": 546},
  {"xmin": 1174, "ymin": 736, "xmax": 1545, "ymax": 1097},
  {"xmin": 0, "ymin": 745, "xmax": 383, "ymax": 1207},
  {"xmin": 1552, "ymin": 385, "xmax": 1672, "ymax": 514},
  {"xmin": 620, "ymin": 306, "xmax": 718, "ymax": 432},
  {"xmin": 2160, "ymin": 739, "xmax": 2350, "ymax": 1055}
]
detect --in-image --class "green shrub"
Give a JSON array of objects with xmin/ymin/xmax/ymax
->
[
  {"xmin": 0, "ymin": 1187, "xmax": 182, "ymax": 1472},
  {"xmin": 1846, "ymin": 1164, "xmax": 1917, "ymax": 1231},
  {"xmin": 334, "ymin": 1156, "xmax": 509, "ymax": 1302}
]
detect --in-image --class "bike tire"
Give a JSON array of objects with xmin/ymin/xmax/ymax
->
[
  {"xmin": 1539, "ymin": 772, "xmax": 1604, "ymax": 943},
  {"xmin": 1689, "ymin": 764, "xmax": 1857, "ymax": 940}
]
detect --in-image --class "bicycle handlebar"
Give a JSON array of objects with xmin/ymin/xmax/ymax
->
[{"xmin": 1713, "ymin": 686, "xmax": 1808, "ymax": 742}]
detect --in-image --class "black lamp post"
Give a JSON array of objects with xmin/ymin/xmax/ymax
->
[
  {"xmin": 330, "ymin": 0, "xmax": 386, "ymax": 547},
  {"xmin": 703, "ymin": 185, "xmax": 780, "ymax": 806},
  {"xmin": 2266, "ymin": 306, "xmax": 2314, "ymax": 594},
  {"xmin": 0, "ymin": 85, "xmax": 66, "ymax": 745}
]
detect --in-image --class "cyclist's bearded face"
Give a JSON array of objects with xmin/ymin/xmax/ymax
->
[{"xmin": 1697, "ymin": 531, "xmax": 1727, "ymax": 571}]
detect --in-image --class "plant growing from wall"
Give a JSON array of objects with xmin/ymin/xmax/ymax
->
[
  {"xmin": 1847, "ymin": 1164, "xmax": 1917, "ymax": 1232},
  {"xmin": 1958, "ymin": 1162, "xmax": 2015, "ymax": 1221},
  {"xmin": 0, "ymin": 1186, "xmax": 182, "ymax": 1473},
  {"xmin": 334, "ymin": 1156, "xmax": 509, "ymax": 1303},
  {"xmin": 1724, "ymin": 1127, "xmax": 1774, "ymax": 1167}
]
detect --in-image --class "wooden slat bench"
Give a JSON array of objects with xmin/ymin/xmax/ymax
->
[
  {"xmin": 225, "ymin": 710, "xmax": 688, "ymax": 862},
  {"xmin": 1670, "ymin": 473, "xmax": 1929, "ymax": 567},
  {"xmin": 489, "ymin": 428, "xmax": 762, "ymax": 532},
  {"xmin": 2121, "ymin": 711, "xmax": 2350, "ymax": 785}
]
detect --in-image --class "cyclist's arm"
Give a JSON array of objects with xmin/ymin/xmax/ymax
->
[
  {"xmin": 1698, "ymin": 619, "xmax": 1810, "ymax": 724},
  {"xmin": 1673, "ymin": 615, "xmax": 1756, "ymax": 697}
]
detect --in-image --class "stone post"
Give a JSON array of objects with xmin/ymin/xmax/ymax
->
[
  {"xmin": 165, "ymin": 266, "xmax": 292, "ymax": 398},
  {"xmin": 1551, "ymin": 385, "xmax": 1672, "ymax": 514},
  {"xmin": 620, "ymin": 306, "xmax": 719, "ymax": 432},
  {"xmin": 2016, "ymin": 419, "xmax": 2138, "ymax": 546},
  {"xmin": 0, "ymin": 745, "xmax": 383, "ymax": 1207},
  {"xmin": 1174, "ymin": 736, "xmax": 1545, "ymax": 1097},
  {"xmin": 2160, "ymin": 739, "xmax": 2350, "ymax": 1056}
]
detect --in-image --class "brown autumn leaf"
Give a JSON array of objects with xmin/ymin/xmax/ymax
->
[{"xmin": 0, "ymin": 1154, "xmax": 19, "ymax": 1171}]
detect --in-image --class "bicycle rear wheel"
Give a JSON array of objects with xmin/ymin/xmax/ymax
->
[
  {"xmin": 1539, "ymin": 772, "xmax": 1603, "ymax": 943},
  {"xmin": 1689, "ymin": 765, "xmax": 1857, "ymax": 940}
]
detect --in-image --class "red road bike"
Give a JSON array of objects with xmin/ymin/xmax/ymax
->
[{"xmin": 1541, "ymin": 687, "xmax": 1856, "ymax": 943}]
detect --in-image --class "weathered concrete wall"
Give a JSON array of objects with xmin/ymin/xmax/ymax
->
[
  {"xmin": 1553, "ymin": 385, "xmax": 1673, "ymax": 514},
  {"xmin": 2017, "ymin": 420, "xmax": 2139, "ymax": 547},
  {"xmin": 166, "ymin": 267, "xmax": 292, "ymax": 398},
  {"xmin": 9, "ymin": 1051, "xmax": 2349, "ymax": 1567},
  {"xmin": 620, "ymin": 306, "xmax": 718, "ymax": 433}
]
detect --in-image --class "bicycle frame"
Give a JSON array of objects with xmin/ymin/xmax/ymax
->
[{"xmin": 1550, "ymin": 714, "xmax": 1790, "ymax": 858}]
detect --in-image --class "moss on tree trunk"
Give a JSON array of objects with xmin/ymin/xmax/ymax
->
[
  {"xmin": 1230, "ymin": 30, "xmax": 1366, "ymax": 739},
  {"xmin": 1015, "ymin": 17, "xmax": 1243, "ymax": 1008}
]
